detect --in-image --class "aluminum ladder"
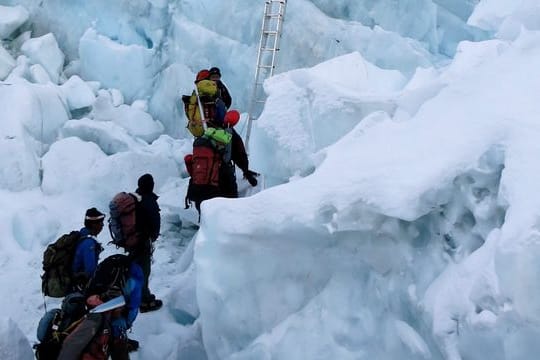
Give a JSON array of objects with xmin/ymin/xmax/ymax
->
[{"xmin": 245, "ymin": 0, "xmax": 287, "ymax": 152}]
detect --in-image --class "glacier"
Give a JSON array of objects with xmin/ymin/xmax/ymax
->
[{"xmin": 1, "ymin": 0, "xmax": 540, "ymax": 359}]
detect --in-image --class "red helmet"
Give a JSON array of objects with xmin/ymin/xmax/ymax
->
[
  {"xmin": 195, "ymin": 69, "xmax": 210, "ymax": 82},
  {"xmin": 224, "ymin": 110, "xmax": 240, "ymax": 127}
]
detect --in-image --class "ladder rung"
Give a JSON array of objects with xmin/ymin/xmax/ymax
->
[
  {"xmin": 265, "ymin": 14, "xmax": 284, "ymax": 18},
  {"xmin": 258, "ymin": 65, "xmax": 275, "ymax": 69},
  {"xmin": 266, "ymin": 0, "xmax": 286, "ymax": 4},
  {"xmin": 261, "ymin": 47, "xmax": 279, "ymax": 51},
  {"xmin": 263, "ymin": 30, "xmax": 279, "ymax": 35}
]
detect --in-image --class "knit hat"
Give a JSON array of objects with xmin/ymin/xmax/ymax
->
[
  {"xmin": 137, "ymin": 173, "xmax": 154, "ymax": 193},
  {"xmin": 85, "ymin": 207, "xmax": 105, "ymax": 222},
  {"xmin": 196, "ymin": 69, "xmax": 210, "ymax": 82},
  {"xmin": 209, "ymin": 67, "xmax": 221, "ymax": 77}
]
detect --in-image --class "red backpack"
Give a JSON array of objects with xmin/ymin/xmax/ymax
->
[
  {"xmin": 108, "ymin": 192, "xmax": 141, "ymax": 249},
  {"xmin": 192, "ymin": 137, "xmax": 221, "ymax": 187}
]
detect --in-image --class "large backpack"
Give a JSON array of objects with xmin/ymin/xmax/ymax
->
[
  {"xmin": 186, "ymin": 134, "xmax": 233, "ymax": 212},
  {"xmin": 34, "ymin": 292, "xmax": 87, "ymax": 359},
  {"xmin": 192, "ymin": 136, "xmax": 222, "ymax": 188},
  {"xmin": 42, "ymin": 231, "xmax": 82, "ymax": 298},
  {"xmin": 108, "ymin": 192, "xmax": 141, "ymax": 250},
  {"xmin": 182, "ymin": 80, "xmax": 226, "ymax": 137},
  {"xmin": 85, "ymin": 254, "xmax": 131, "ymax": 301}
]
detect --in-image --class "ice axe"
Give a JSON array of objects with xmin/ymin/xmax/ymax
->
[{"xmin": 194, "ymin": 83, "xmax": 208, "ymax": 132}]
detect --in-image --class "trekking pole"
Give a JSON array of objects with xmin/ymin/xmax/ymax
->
[{"xmin": 193, "ymin": 84, "xmax": 208, "ymax": 132}]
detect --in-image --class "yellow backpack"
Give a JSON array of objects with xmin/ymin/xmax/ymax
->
[{"xmin": 182, "ymin": 80, "xmax": 221, "ymax": 137}]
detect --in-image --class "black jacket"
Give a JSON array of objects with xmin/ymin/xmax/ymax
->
[
  {"xmin": 216, "ymin": 80, "xmax": 232, "ymax": 109},
  {"xmin": 135, "ymin": 190, "xmax": 160, "ymax": 242},
  {"xmin": 218, "ymin": 128, "xmax": 249, "ymax": 198},
  {"xmin": 231, "ymin": 128, "xmax": 248, "ymax": 173}
]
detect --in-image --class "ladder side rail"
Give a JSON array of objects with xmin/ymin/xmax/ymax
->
[
  {"xmin": 245, "ymin": 0, "xmax": 287, "ymax": 152},
  {"xmin": 267, "ymin": 1, "xmax": 286, "ymax": 77},
  {"xmin": 248, "ymin": 1, "xmax": 271, "ymax": 120},
  {"xmin": 245, "ymin": 2, "xmax": 272, "ymax": 151},
  {"xmin": 269, "ymin": 26, "xmax": 281, "ymax": 76}
]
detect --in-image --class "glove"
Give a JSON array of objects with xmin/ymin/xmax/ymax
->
[{"xmin": 243, "ymin": 170, "xmax": 259, "ymax": 187}]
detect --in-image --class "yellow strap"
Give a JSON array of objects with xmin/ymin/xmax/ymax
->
[{"xmin": 52, "ymin": 316, "xmax": 86, "ymax": 340}]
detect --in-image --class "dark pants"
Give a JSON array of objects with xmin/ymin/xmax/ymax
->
[
  {"xmin": 186, "ymin": 182, "xmax": 221, "ymax": 217},
  {"xmin": 132, "ymin": 241, "xmax": 153, "ymax": 302},
  {"xmin": 109, "ymin": 337, "xmax": 129, "ymax": 360},
  {"xmin": 219, "ymin": 162, "xmax": 238, "ymax": 198}
]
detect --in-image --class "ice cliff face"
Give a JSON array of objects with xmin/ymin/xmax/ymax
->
[
  {"xmin": 3, "ymin": 1, "xmax": 540, "ymax": 359},
  {"xmin": 1, "ymin": 0, "xmax": 484, "ymax": 137}
]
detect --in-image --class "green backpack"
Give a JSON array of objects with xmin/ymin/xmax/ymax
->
[
  {"xmin": 41, "ymin": 231, "xmax": 82, "ymax": 297},
  {"xmin": 204, "ymin": 127, "xmax": 232, "ymax": 145}
]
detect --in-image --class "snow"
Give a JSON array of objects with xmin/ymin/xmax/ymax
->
[
  {"xmin": 12, "ymin": 204, "xmax": 60, "ymax": 250},
  {"xmin": 41, "ymin": 137, "xmax": 107, "ymax": 195},
  {"xmin": 0, "ymin": 5, "xmax": 29, "ymax": 39},
  {"xmin": 90, "ymin": 90, "xmax": 165, "ymax": 143},
  {"xmin": 1, "ymin": 1, "xmax": 540, "ymax": 360},
  {"xmin": 0, "ymin": 319, "xmax": 33, "ymax": 360},
  {"xmin": 251, "ymin": 52, "xmax": 406, "ymax": 184},
  {"xmin": 309, "ymin": 0, "xmax": 486, "ymax": 55},
  {"xmin": 28, "ymin": 63, "xmax": 51, "ymax": 84},
  {"xmin": 79, "ymin": 28, "xmax": 159, "ymax": 102},
  {"xmin": 59, "ymin": 75, "xmax": 96, "ymax": 110},
  {"xmin": 60, "ymin": 118, "xmax": 145, "ymax": 155},
  {"xmin": 395, "ymin": 319, "xmax": 432, "ymax": 359},
  {"xmin": 0, "ymin": 44, "xmax": 16, "ymax": 79},
  {"xmin": 20, "ymin": 33, "xmax": 65, "ymax": 84}
]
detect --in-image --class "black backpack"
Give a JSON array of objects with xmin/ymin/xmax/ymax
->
[
  {"xmin": 34, "ymin": 292, "xmax": 87, "ymax": 359},
  {"xmin": 41, "ymin": 231, "xmax": 82, "ymax": 297},
  {"xmin": 85, "ymin": 254, "xmax": 131, "ymax": 301}
]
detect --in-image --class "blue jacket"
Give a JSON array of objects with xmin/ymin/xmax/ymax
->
[
  {"xmin": 107, "ymin": 261, "xmax": 144, "ymax": 338},
  {"xmin": 72, "ymin": 228, "xmax": 102, "ymax": 278},
  {"xmin": 111, "ymin": 261, "xmax": 143, "ymax": 337},
  {"xmin": 124, "ymin": 262, "xmax": 143, "ymax": 327}
]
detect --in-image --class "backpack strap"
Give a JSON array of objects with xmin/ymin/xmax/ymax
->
[{"xmin": 130, "ymin": 192, "xmax": 142, "ymax": 202}]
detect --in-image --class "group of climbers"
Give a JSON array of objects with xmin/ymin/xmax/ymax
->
[
  {"xmin": 36, "ymin": 174, "xmax": 162, "ymax": 359},
  {"xmin": 182, "ymin": 67, "xmax": 259, "ymax": 216},
  {"xmin": 34, "ymin": 65, "xmax": 260, "ymax": 359}
]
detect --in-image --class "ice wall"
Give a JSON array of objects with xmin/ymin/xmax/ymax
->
[
  {"xmin": 0, "ymin": 0, "xmax": 485, "ymax": 138},
  {"xmin": 194, "ymin": 11, "xmax": 540, "ymax": 360},
  {"xmin": 196, "ymin": 145, "xmax": 507, "ymax": 360},
  {"xmin": 309, "ymin": 0, "xmax": 486, "ymax": 56}
]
